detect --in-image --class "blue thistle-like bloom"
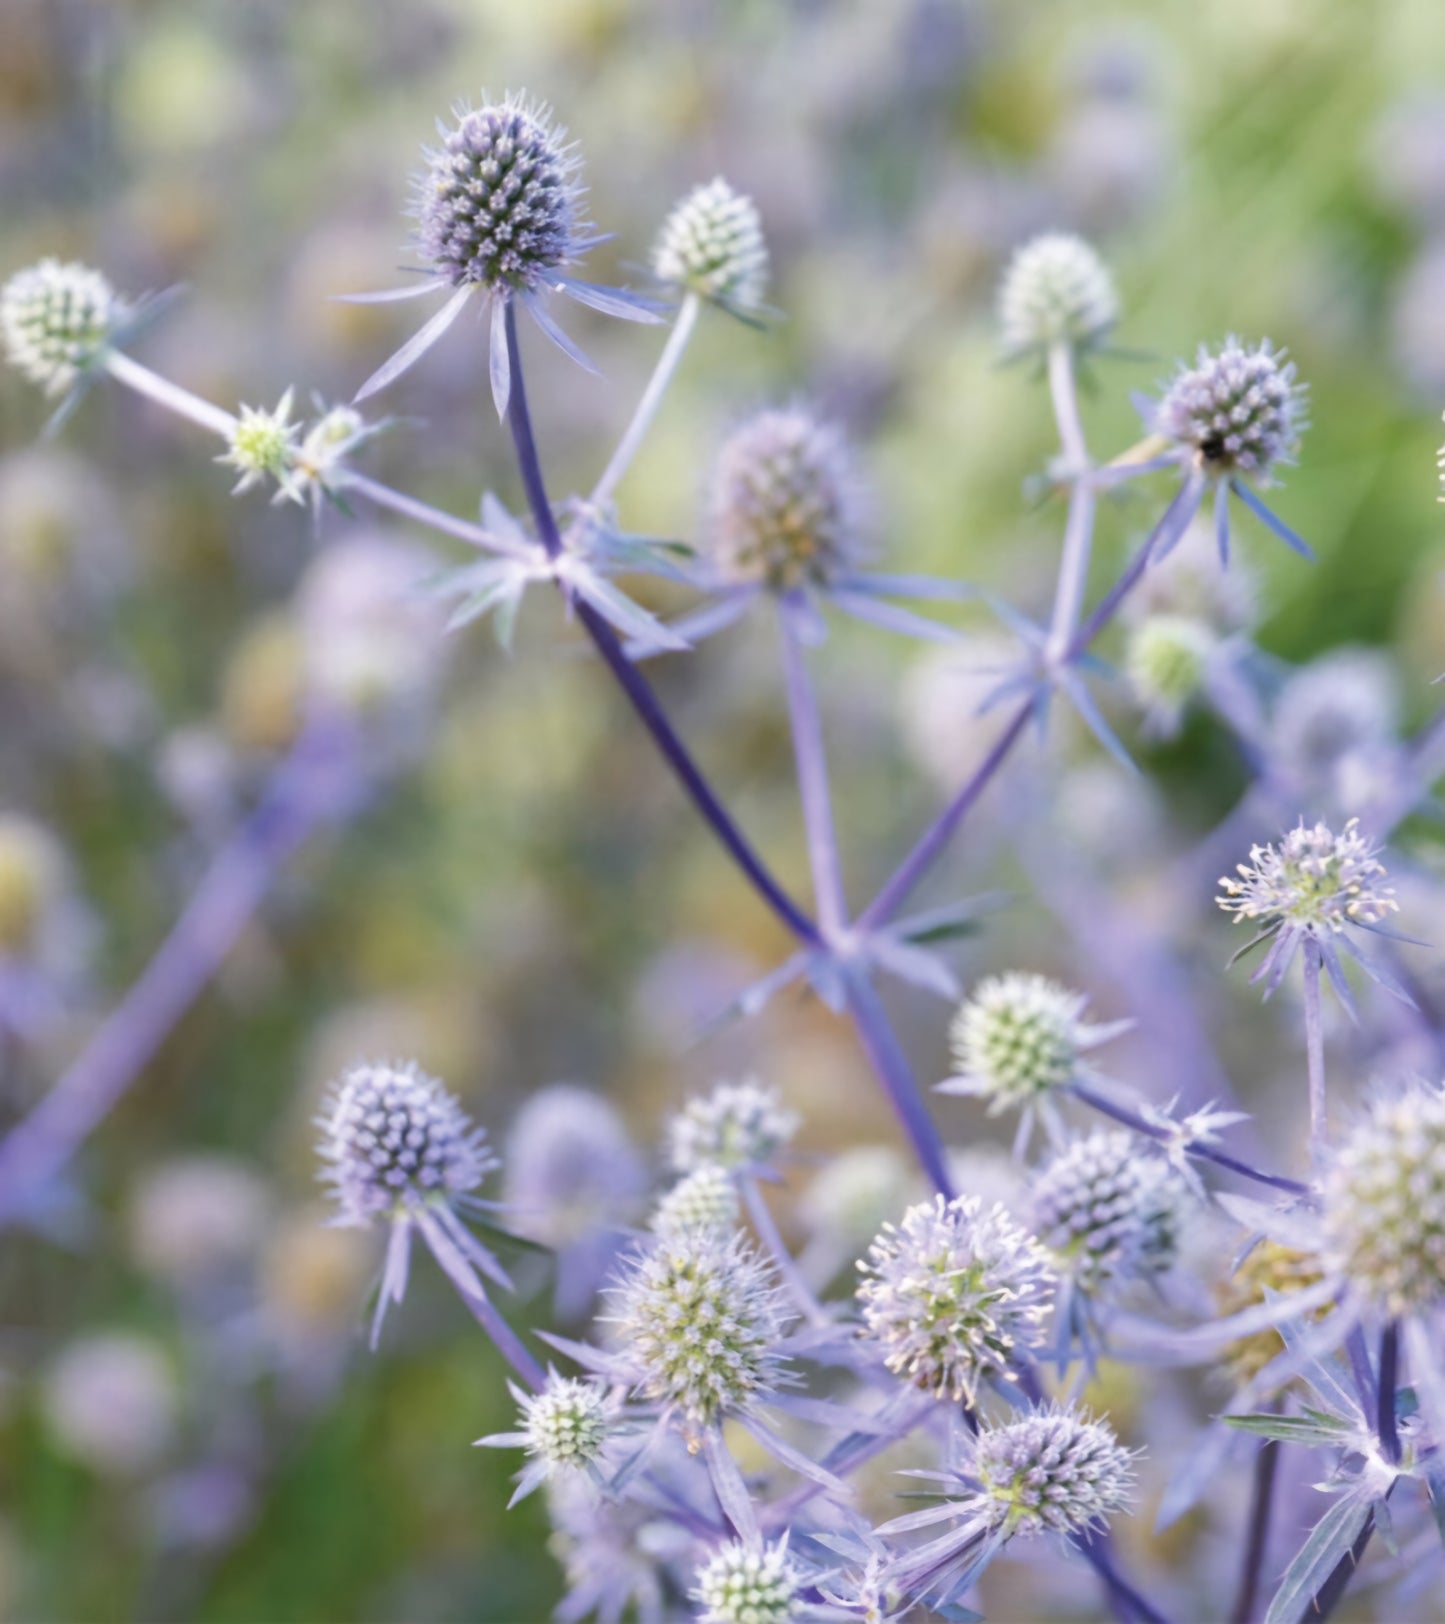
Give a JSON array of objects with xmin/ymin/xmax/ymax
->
[
  {"xmin": 1, "ymin": 259, "xmax": 125, "ymax": 397},
  {"xmin": 1217, "ymin": 816, "xmax": 1402, "ymax": 1004},
  {"xmin": 875, "ymin": 1404, "xmax": 1137, "ymax": 1607},
  {"xmin": 545, "ymin": 1473, "xmax": 681, "ymax": 1624},
  {"xmin": 1321, "ymin": 1082, "xmax": 1445, "ymax": 1318},
  {"xmin": 667, "ymin": 1078, "xmax": 800, "ymax": 1175},
  {"xmin": 1146, "ymin": 336, "xmax": 1311, "ymax": 563},
  {"xmin": 351, "ymin": 91, "xmax": 660, "ymax": 414},
  {"xmin": 651, "ymin": 1164, "xmax": 740, "ymax": 1239},
  {"xmin": 856, "ymin": 1193, "xmax": 1056, "ymax": 1402},
  {"xmin": 315, "ymin": 1059, "xmax": 511, "ymax": 1344},
  {"xmin": 652, "ymin": 178, "xmax": 769, "ymax": 320},
  {"xmin": 692, "ymin": 1536, "xmax": 805, "ymax": 1624},
  {"xmin": 475, "ymin": 1371, "xmax": 613, "ymax": 1505},
  {"xmin": 997, "ymin": 233, "xmax": 1119, "ymax": 356},
  {"xmin": 607, "ymin": 1226, "xmax": 792, "ymax": 1428}
]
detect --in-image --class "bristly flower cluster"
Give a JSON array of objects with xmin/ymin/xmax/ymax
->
[
  {"xmin": 474, "ymin": 1372, "xmax": 612, "ymax": 1505},
  {"xmin": 857, "ymin": 1193, "xmax": 1056, "ymax": 1402},
  {"xmin": 997, "ymin": 233, "xmax": 1119, "ymax": 356},
  {"xmin": 692, "ymin": 1537, "xmax": 805, "ymax": 1624},
  {"xmin": 652, "ymin": 178, "xmax": 769, "ymax": 320},
  {"xmin": 651, "ymin": 1164, "xmax": 740, "ymax": 1238},
  {"xmin": 1217, "ymin": 816, "xmax": 1401, "ymax": 1002},
  {"xmin": 1, "ymin": 259, "xmax": 126, "ymax": 397},
  {"xmin": 667, "ymin": 1078, "xmax": 799, "ymax": 1174}
]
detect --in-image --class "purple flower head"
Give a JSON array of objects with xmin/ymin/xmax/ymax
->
[
  {"xmin": 692, "ymin": 1535, "xmax": 805, "ymax": 1624},
  {"xmin": 607, "ymin": 1226, "xmax": 792, "ymax": 1427},
  {"xmin": 1155, "ymin": 336, "xmax": 1304, "ymax": 484},
  {"xmin": 667, "ymin": 1078, "xmax": 800, "ymax": 1175},
  {"xmin": 317, "ymin": 1058, "xmax": 495, "ymax": 1226},
  {"xmin": 969, "ymin": 1404, "xmax": 1137, "ymax": 1538},
  {"xmin": 857, "ymin": 1193, "xmax": 1056, "ymax": 1402}
]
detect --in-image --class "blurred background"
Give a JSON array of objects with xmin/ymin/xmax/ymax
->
[{"xmin": 2, "ymin": 1, "xmax": 1444, "ymax": 1619}]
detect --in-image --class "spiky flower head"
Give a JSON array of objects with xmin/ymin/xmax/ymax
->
[
  {"xmin": 997, "ymin": 233, "xmax": 1119, "ymax": 355},
  {"xmin": 857, "ymin": 1194, "xmax": 1056, "ymax": 1402},
  {"xmin": 970, "ymin": 1405, "xmax": 1136, "ymax": 1538},
  {"xmin": 1126, "ymin": 614, "xmax": 1214, "ymax": 734},
  {"xmin": 1217, "ymin": 1242, "xmax": 1325, "ymax": 1385},
  {"xmin": 652, "ymin": 179, "xmax": 768, "ymax": 316},
  {"xmin": 1, "ymin": 259, "xmax": 125, "ymax": 395},
  {"xmin": 693, "ymin": 1537, "xmax": 804, "ymax": 1624},
  {"xmin": 667, "ymin": 1078, "xmax": 800, "ymax": 1174},
  {"xmin": 706, "ymin": 408, "xmax": 866, "ymax": 593},
  {"xmin": 608, "ymin": 1228, "xmax": 791, "ymax": 1426},
  {"xmin": 515, "ymin": 1374, "xmax": 609, "ymax": 1474},
  {"xmin": 316, "ymin": 1059, "xmax": 496, "ymax": 1226},
  {"xmin": 947, "ymin": 974, "xmax": 1091, "ymax": 1113},
  {"xmin": 217, "ymin": 390, "xmax": 300, "ymax": 498},
  {"xmin": 414, "ymin": 93, "xmax": 583, "ymax": 292},
  {"xmin": 1155, "ymin": 336, "xmax": 1305, "ymax": 483},
  {"xmin": 1031, "ymin": 1131, "xmax": 1182, "ymax": 1292},
  {"xmin": 1217, "ymin": 817, "xmax": 1397, "ymax": 938},
  {"xmin": 1321, "ymin": 1082, "xmax": 1445, "ymax": 1316},
  {"xmin": 651, "ymin": 1165, "xmax": 740, "ymax": 1239}
]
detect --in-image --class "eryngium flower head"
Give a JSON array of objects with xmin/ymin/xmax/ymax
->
[
  {"xmin": 316, "ymin": 1059, "xmax": 496, "ymax": 1225},
  {"xmin": 693, "ymin": 1537, "xmax": 804, "ymax": 1624},
  {"xmin": 1217, "ymin": 817, "xmax": 1397, "ymax": 938},
  {"xmin": 947, "ymin": 974, "xmax": 1092, "ymax": 1112},
  {"xmin": 997, "ymin": 233, "xmax": 1119, "ymax": 355},
  {"xmin": 651, "ymin": 1165, "xmax": 740, "ymax": 1239},
  {"xmin": 1125, "ymin": 614, "xmax": 1215, "ymax": 736},
  {"xmin": 2, "ymin": 260, "xmax": 125, "ymax": 396},
  {"xmin": 668, "ymin": 1078, "xmax": 800, "ymax": 1174},
  {"xmin": 414, "ymin": 93, "xmax": 583, "ymax": 292},
  {"xmin": 608, "ymin": 1228, "xmax": 791, "ymax": 1425},
  {"xmin": 217, "ymin": 389, "xmax": 300, "ymax": 497},
  {"xmin": 1031, "ymin": 1131, "xmax": 1181, "ymax": 1291},
  {"xmin": 706, "ymin": 408, "xmax": 866, "ymax": 592},
  {"xmin": 1321, "ymin": 1082, "xmax": 1445, "ymax": 1316},
  {"xmin": 652, "ymin": 179, "xmax": 768, "ymax": 316},
  {"xmin": 857, "ymin": 1194, "xmax": 1056, "ymax": 1402},
  {"xmin": 516, "ymin": 1374, "xmax": 609, "ymax": 1473},
  {"xmin": 1155, "ymin": 336, "xmax": 1304, "ymax": 482},
  {"xmin": 971, "ymin": 1405, "xmax": 1136, "ymax": 1538}
]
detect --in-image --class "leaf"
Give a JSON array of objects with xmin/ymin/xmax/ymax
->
[
  {"xmin": 1262, "ymin": 1495, "xmax": 1373, "ymax": 1624},
  {"xmin": 1223, "ymin": 1413, "xmax": 1353, "ymax": 1445}
]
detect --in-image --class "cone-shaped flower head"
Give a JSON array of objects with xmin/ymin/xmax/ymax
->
[
  {"xmin": 1, "ymin": 260, "xmax": 125, "ymax": 396},
  {"xmin": 706, "ymin": 408, "xmax": 866, "ymax": 593},
  {"xmin": 857, "ymin": 1194, "xmax": 1056, "ymax": 1402},
  {"xmin": 1031, "ymin": 1131, "xmax": 1182, "ymax": 1292},
  {"xmin": 608, "ymin": 1228, "xmax": 791, "ymax": 1425},
  {"xmin": 1218, "ymin": 817, "xmax": 1396, "ymax": 940},
  {"xmin": 516, "ymin": 1374, "xmax": 610, "ymax": 1473},
  {"xmin": 947, "ymin": 974, "xmax": 1092, "ymax": 1113},
  {"xmin": 316, "ymin": 1059, "xmax": 496, "ymax": 1224},
  {"xmin": 997, "ymin": 233, "xmax": 1118, "ymax": 355},
  {"xmin": 693, "ymin": 1537, "xmax": 804, "ymax": 1624},
  {"xmin": 1321, "ymin": 1082, "xmax": 1445, "ymax": 1317},
  {"xmin": 1155, "ymin": 337, "xmax": 1305, "ymax": 482},
  {"xmin": 1126, "ymin": 614, "xmax": 1214, "ymax": 734},
  {"xmin": 668, "ymin": 1078, "xmax": 799, "ymax": 1174},
  {"xmin": 415, "ymin": 93, "xmax": 583, "ymax": 293},
  {"xmin": 652, "ymin": 179, "xmax": 768, "ymax": 315},
  {"xmin": 971, "ymin": 1405, "xmax": 1136, "ymax": 1538},
  {"xmin": 651, "ymin": 1164, "xmax": 740, "ymax": 1239}
]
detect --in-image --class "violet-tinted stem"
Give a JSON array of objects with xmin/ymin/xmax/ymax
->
[
  {"xmin": 419, "ymin": 1211, "xmax": 546, "ymax": 1393},
  {"xmin": 778, "ymin": 603, "xmax": 848, "ymax": 937},
  {"xmin": 1230, "ymin": 1413, "xmax": 1281, "ymax": 1624},
  {"xmin": 0, "ymin": 728, "xmax": 359, "ymax": 1226},
  {"xmin": 1377, "ymin": 1321, "xmax": 1400, "ymax": 1464},
  {"xmin": 500, "ymin": 300, "xmax": 817, "ymax": 945},
  {"xmin": 1070, "ymin": 1080, "xmax": 1307, "ymax": 1195},
  {"xmin": 1301, "ymin": 941, "xmax": 1327, "ymax": 1160},
  {"xmin": 1045, "ymin": 342, "xmax": 1096, "ymax": 660},
  {"xmin": 1077, "ymin": 1529, "xmax": 1172, "ymax": 1624},
  {"xmin": 843, "ymin": 971, "xmax": 954, "ymax": 1198},
  {"xmin": 741, "ymin": 1175, "xmax": 828, "ymax": 1328},
  {"xmin": 1298, "ymin": 1515, "xmax": 1374, "ymax": 1624},
  {"xmin": 1345, "ymin": 1325, "xmax": 1377, "ymax": 1417},
  {"xmin": 104, "ymin": 350, "xmax": 239, "ymax": 438}
]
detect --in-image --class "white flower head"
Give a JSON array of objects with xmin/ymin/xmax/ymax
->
[
  {"xmin": 667, "ymin": 1078, "xmax": 799, "ymax": 1174},
  {"xmin": 998, "ymin": 233, "xmax": 1119, "ymax": 355},
  {"xmin": 653, "ymin": 178, "xmax": 768, "ymax": 316}
]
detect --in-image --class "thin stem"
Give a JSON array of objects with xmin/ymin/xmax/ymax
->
[
  {"xmin": 1077, "ymin": 1529, "xmax": 1173, "ymax": 1624},
  {"xmin": 104, "ymin": 350, "xmax": 239, "ymax": 438},
  {"xmin": 1071, "ymin": 1080, "xmax": 1307, "ymax": 1195},
  {"xmin": 1301, "ymin": 941, "xmax": 1327, "ymax": 1161},
  {"xmin": 420, "ymin": 1213, "xmax": 546, "ymax": 1392},
  {"xmin": 1045, "ymin": 342, "xmax": 1096, "ymax": 660},
  {"xmin": 0, "ymin": 728, "xmax": 358, "ymax": 1225},
  {"xmin": 581, "ymin": 292, "xmax": 700, "ymax": 519},
  {"xmin": 741, "ymin": 1176, "xmax": 828, "ymax": 1328},
  {"xmin": 500, "ymin": 300, "xmax": 818, "ymax": 944},
  {"xmin": 778, "ymin": 603, "xmax": 848, "ymax": 937},
  {"xmin": 1345, "ymin": 1325, "xmax": 1377, "ymax": 1417},
  {"xmin": 842, "ymin": 971, "xmax": 954, "ymax": 1198},
  {"xmin": 1230, "ymin": 1402, "xmax": 1282, "ymax": 1624},
  {"xmin": 1377, "ymin": 1321, "xmax": 1400, "ymax": 1465},
  {"xmin": 1297, "ymin": 1515, "xmax": 1374, "ymax": 1624},
  {"xmin": 345, "ymin": 472, "xmax": 534, "ymax": 560}
]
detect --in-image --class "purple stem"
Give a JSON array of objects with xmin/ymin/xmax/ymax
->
[
  {"xmin": 500, "ymin": 300, "xmax": 817, "ymax": 946},
  {"xmin": 1377, "ymin": 1321, "xmax": 1400, "ymax": 1465},
  {"xmin": 778, "ymin": 602, "xmax": 848, "ymax": 937},
  {"xmin": 1301, "ymin": 941, "xmax": 1326, "ymax": 1160},
  {"xmin": 0, "ymin": 726, "xmax": 359, "ymax": 1226},
  {"xmin": 1297, "ymin": 1515, "xmax": 1374, "ymax": 1624},
  {"xmin": 1230, "ymin": 1406, "xmax": 1282, "ymax": 1624},
  {"xmin": 1071, "ymin": 1080, "xmax": 1307, "ymax": 1194}
]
